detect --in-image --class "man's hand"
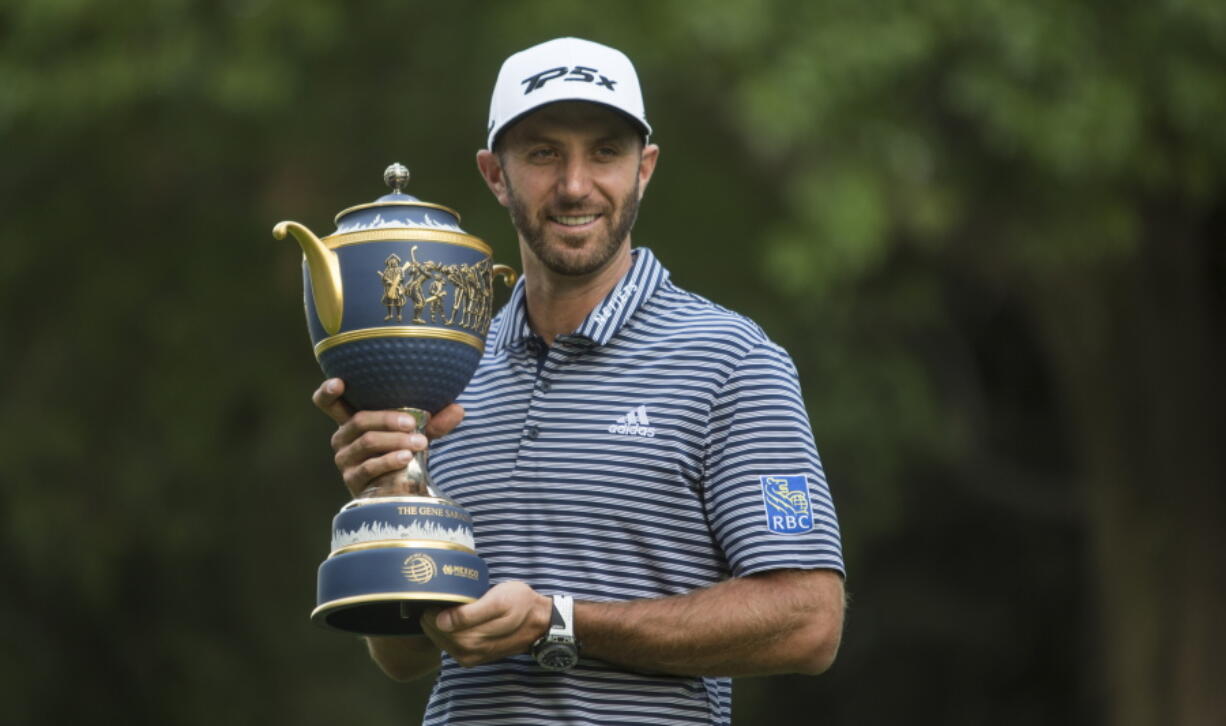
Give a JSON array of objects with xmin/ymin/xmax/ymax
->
[
  {"xmin": 421, "ymin": 582, "xmax": 553, "ymax": 668},
  {"xmin": 311, "ymin": 378, "xmax": 465, "ymax": 499}
]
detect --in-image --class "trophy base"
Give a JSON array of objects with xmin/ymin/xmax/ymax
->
[
  {"xmin": 313, "ymin": 542, "xmax": 489, "ymax": 636},
  {"xmin": 311, "ymin": 593, "xmax": 478, "ymax": 635}
]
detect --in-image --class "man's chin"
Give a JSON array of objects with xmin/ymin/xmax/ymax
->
[
  {"xmin": 543, "ymin": 222, "xmax": 605, "ymax": 245},
  {"xmin": 534, "ymin": 241, "xmax": 622, "ymax": 277},
  {"xmin": 541, "ymin": 232, "xmax": 605, "ymax": 257}
]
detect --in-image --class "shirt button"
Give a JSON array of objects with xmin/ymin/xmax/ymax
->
[
  {"xmin": 524, "ymin": 425, "xmax": 540, "ymax": 440},
  {"xmin": 537, "ymin": 380, "xmax": 551, "ymax": 393}
]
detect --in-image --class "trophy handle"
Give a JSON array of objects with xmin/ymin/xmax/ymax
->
[{"xmin": 492, "ymin": 264, "xmax": 518, "ymax": 287}]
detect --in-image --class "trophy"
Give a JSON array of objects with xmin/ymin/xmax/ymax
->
[{"xmin": 274, "ymin": 163, "xmax": 516, "ymax": 635}]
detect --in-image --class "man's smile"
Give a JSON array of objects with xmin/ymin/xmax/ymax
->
[{"xmin": 549, "ymin": 213, "xmax": 602, "ymax": 228}]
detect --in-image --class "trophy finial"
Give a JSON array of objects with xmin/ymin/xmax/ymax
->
[{"xmin": 383, "ymin": 163, "xmax": 410, "ymax": 194}]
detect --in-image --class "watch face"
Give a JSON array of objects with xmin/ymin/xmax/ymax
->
[{"xmin": 536, "ymin": 642, "xmax": 579, "ymax": 671}]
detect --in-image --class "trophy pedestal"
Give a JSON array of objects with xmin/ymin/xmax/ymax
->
[{"xmin": 311, "ymin": 496, "xmax": 489, "ymax": 635}]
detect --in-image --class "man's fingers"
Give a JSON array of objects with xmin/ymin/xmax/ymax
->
[
  {"xmin": 342, "ymin": 449, "xmax": 413, "ymax": 499},
  {"xmin": 315, "ymin": 392, "xmax": 460, "ymax": 499},
  {"xmin": 333, "ymin": 430, "xmax": 427, "ymax": 468},
  {"xmin": 434, "ymin": 582, "xmax": 540, "ymax": 634},
  {"xmin": 331, "ymin": 410, "xmax": 422, "ymax": 451},
  {"xmin": 419, "ymin": 583, "xmax": 550, "ymax": 667},
  {"xmin": 425, "ymin": 403, "xmax": 466, "ymax": 439},
  {"xmin": 316, "ymin": 393, "xmax": 461, "ymax": 443},
  {"xmin": 434, "ymin": 596, "xmax": 502, "ymax": 634},
  {"xmin": 312, "ymin": 379, "xmax": 354, "ymax": 425}
]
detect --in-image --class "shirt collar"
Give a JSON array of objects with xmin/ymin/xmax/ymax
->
[{"xmin": 491, "ymin": 247, "xmax": 670, "ymax": 352}]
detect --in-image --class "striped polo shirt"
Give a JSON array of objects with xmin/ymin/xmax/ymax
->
[{"xmin": 424, "ymin": 247, "xmax": 843, "ymax": 725}]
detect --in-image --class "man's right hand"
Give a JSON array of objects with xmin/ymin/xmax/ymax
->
[{"xmin": 312, "ymin": 378, "xmax": 466, "ymax": 499}]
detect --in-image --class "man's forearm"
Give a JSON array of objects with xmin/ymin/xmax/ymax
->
[
  {"xmin": 365, "ymin": 635, "xmax": 440, "ymax": 682},
  {"xmin": 574, "ymin": 568, "xmax": 844, "ymax": 677}
]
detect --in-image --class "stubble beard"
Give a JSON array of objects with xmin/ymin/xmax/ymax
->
[{"xmin": 506, "ymin": 175, "xmax": 641, "ymax": 277}]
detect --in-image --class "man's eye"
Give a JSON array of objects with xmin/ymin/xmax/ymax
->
[{"xmin": 528, "ymin": 148, "xmax": 556, "ymax": 161}]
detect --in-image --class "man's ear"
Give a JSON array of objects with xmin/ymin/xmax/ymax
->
[
  {"xmin": 476, "ymin": 149, "xmax": 510, "ymax": 207},
  {"xmin": 637, "ymin": 143, "xmax": 660, "ymax": 201}
]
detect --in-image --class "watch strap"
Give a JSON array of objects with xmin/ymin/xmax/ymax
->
[
  {"xmin": 549, "ymin": 594, "xmax": 575, "ymax": 638},
  {"xmin": 532, "ymin": 594, "xmax": 579, "ymax": 671}
]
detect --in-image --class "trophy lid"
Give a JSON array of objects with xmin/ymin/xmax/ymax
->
[{"xmin": 332, "ymin": 163, "xmax": 466, "ymax": 234}]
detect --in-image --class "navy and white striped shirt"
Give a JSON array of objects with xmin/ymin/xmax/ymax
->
[{"xmin": 426, "ymin": 248, "xmax": 843, "ymax": 725}]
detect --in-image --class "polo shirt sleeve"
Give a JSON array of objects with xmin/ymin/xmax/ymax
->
[{"xmin": 702, "ymin": 340, "xmax": 845, "ymax": 578}]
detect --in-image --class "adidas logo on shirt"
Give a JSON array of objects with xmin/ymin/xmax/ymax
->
[{"xmin": 608, "ymin": 405, "xmax": 656, "ymax": 438}]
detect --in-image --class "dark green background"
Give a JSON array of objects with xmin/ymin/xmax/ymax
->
[{"xmin": 3, "ymin": 1, "xmax": 1223, "ymax": 724}]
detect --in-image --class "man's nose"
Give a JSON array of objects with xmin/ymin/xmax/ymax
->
[{"xmin": 557, "ymin": 156, "xmax": 594, "ymax": 200}]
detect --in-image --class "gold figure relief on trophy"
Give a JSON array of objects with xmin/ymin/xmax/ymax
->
[
  {"xmin": 378, "ymin": 253, "xmax": 409, "ymax": 321},
  {"xmin": 378, "ymin": 248, "xmax": 496, "ymax": 335}
]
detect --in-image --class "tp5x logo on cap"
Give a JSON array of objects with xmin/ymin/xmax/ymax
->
[
  {"xmin": 521, "ymin": 65, "xmax": 618, "ymax": 94},
  {"xmin": 486, "ymin": 37, "xmax": 652, "ymax": 150},
  {"xmin": 760, "ymin": 475, "xmax": 814, "ymax": 535}
]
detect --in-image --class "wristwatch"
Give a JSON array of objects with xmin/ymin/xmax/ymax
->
[{"xmin": 531, "ymin": 594, "xmax": 579, "ymax": 671}]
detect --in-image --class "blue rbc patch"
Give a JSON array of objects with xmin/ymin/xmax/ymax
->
[{"xmin": 760, "ymin": 475, "xmax": 814, "ymax": 535}]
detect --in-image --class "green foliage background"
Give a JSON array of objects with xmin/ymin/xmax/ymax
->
[{"xmin": 2, "ymin": 1, "xmax": 1223, "ymax": 724}]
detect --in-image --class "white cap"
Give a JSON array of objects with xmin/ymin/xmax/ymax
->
[{"xmin": 486, "ymin": 37, "xmax": 652, "ymax": 150}]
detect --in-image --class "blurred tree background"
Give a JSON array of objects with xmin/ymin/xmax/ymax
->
[{"xmin": 2, "ymin": 0, "xmax": 1222, "ymax": 724}]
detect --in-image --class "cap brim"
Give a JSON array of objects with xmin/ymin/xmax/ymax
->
[{"xmin": 487, "ymin": 99, "xmax": 652, "ymax": 150}]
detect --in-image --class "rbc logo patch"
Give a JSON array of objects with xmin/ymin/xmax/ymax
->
[{"xmin": 760, "ymin": 475, "xmax": 814, "ymax": 535}]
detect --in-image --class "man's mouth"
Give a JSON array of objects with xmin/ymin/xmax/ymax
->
[{"xmin": 549, "ymin": 214, "xmax": 601, "ymax": 227}]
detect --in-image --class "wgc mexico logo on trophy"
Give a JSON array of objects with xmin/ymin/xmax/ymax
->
[{"xmin": 274, "ymin": 163, "xmax": 515, "ymax": 635}]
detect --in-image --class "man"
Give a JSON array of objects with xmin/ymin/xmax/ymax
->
[{"xmin": 313, "ymin": 37, "xmax": 845, "ymax": 725}]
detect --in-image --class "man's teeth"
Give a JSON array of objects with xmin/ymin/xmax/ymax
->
[{"xmin": 553, "ymin": 214, "xmax": 598, "ymax": 226}]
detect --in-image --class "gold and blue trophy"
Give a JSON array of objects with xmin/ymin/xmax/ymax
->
[{"xmin": 275, "ymin": 164, "xmax": 515, "ymax": 635}]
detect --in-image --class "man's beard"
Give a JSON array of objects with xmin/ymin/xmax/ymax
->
[{"xmin": 506, "ymin": 176, "xmax": 641, "ymax": 277}]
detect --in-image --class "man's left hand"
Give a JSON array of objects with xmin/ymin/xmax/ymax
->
[{"xmin": 421, "ymin": 582, "xmax": 552, "ymax": 668}]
